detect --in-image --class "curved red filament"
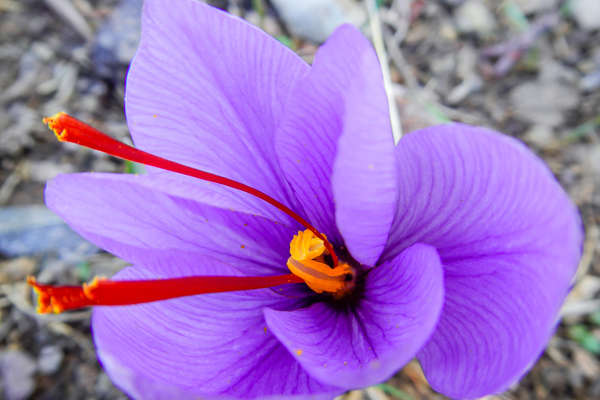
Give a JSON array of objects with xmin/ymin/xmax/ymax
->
[
  {"xmin": 43, "ymin": 113, "xmax": 339, "ymax": 267},
  {"xmin": 28, "ymin": 274, "xmax": 303, "ymax": 314}
]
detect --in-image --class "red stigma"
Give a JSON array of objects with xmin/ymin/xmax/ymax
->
[
  {"xmin": 28, "ymin": 274, "xmax": 303, "ymax": 314},
  {"xmin": 33, "ymin": 113, "xmax": 344, "ymax": 313},
  {"xmin": 43, "ymin": 112, "xmax": 339, "ymax": 267}
]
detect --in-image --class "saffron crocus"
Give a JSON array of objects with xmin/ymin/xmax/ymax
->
[{"xmin": 32, "ymin": 0, "xmax": 581, "ymax": 399}]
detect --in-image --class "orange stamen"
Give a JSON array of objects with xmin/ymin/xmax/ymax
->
[
  {"xmin": 27, "ymin": 274, "xmax": 303, "ymax": 314},
  {"xmin": 287, "ymin": 230, "xmax": 354, "ymax": 296},
  {"xmin": 43, "ymin": 112, "xmax": 339, "ymax": 266}
]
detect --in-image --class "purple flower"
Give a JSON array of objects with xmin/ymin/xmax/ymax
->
[{"xmin": 42, "ymin": 0, "xmax": 581, "ymax": 399}]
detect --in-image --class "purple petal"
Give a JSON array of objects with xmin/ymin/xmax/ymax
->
[
  {"xmin": 384, "ymin": 124, "xmax": 582, "ymax": 398},
  {"xmin": 93, "ymin": 265, "xmax": 342, "ymax": 399},
  {"xmin": 126, "ymin": 0, "xmax": 309, "ymax": 221},
  {"xmin": 264, "ymin": 243, "xmax": 444, "ymax": 388},
  {"xmin": 275, "ymin": 26, "xmax": 351, "ymax": 242},
  {"xmin": 330, "ymin": 29, "xmax": 397, "ymax": 266},
  {"xmin": 275, "ymin": 25, "xmax": 397, "ymax": 264},
  {"xmin": 45, "ymin": 173, "xmax": 295, "ymax": 276}
]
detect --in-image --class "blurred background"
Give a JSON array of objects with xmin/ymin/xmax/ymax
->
[{"xmin": 0, "ymin": 0, "xmax": 598, "ymax": 399}]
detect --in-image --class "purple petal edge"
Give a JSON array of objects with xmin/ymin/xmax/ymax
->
[
  {"xmin": 265, "ymin": 243, "xmax": 444, "ymax": 388},
  {"xmin": 384, "ymin": 123, "xmax": 582, "ymax": 398},
  {"xmin": 126, "ymin": 0, "xmax": 309, "ymax": 223}
]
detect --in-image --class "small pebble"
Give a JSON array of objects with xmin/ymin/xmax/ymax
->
[
  {"xmin": 92, "ymin": 0, "xmax": 143, "ymax": 80},
  {"xmin": 509, "ymin": 81, "xmax": 578, "ymax": 126},
  {"xmin": 580, "ymin": 70, "xmax": 600, "ymax": 92},
  {"xmin": 524, "ymin": 124, "xmax": 555, "ymax": 148},
  {"xmin": 454, "ymin": 0, "xmax": 497, "ymax": 36},
  {"xmin": 570, "ymin": 0, "xmax": 600, "ymax": 30},
  {"xmin": 513, "ymin": 0, "xmax": 558, "ymax": 14},
  {"xmin": 0, "ymin": 257, "xmax": 36, "ymax": 284},
  {"xmin": 271, "ymin": 0, "xmax": 365, "ymax": 43},
  {"xmin": 37, "ymin": 345, "xmax": 64, "ymax": 375},
  {"xmin": 0, "ymin": 350, "xmax": 36, "ymax": 400}
]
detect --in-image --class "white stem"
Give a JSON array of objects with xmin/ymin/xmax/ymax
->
[{"xmin": 366, "ymin": 0, "xmax": 403, "ymax": 144}]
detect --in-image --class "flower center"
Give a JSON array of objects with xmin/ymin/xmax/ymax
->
[
  {"xmin": 287, "ymin": 230, "xmax": 354, "ymax": 297},
  {"xmin": 29, "ymin": 113, "xmax": 349, "ymax": 313}
]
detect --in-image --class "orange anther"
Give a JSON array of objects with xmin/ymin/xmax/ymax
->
[{"xmin": 286, "ymin": 230, "xmax": 354, "ymax": 296}]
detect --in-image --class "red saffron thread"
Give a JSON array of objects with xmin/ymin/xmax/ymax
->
[
  {"xmin": 28, "ymin": 274, "xmax": 304, "ymax": 314},
  {"xmin": 43, "ymin": 112, "xmax": 339, "ymax": 267}
]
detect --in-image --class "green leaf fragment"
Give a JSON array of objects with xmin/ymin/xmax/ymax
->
[
  {"xmin": 252, "ymin": 0, "xmax": 265, "ymax": 19},
  {"xmin": 276, "ymin": 35, "xmax": 295, "ymax": 50},
  {"xmin": 376, "ymin": 383, "xmax": 413, "ymax": 400},
  {"xmin": 76, "ymin": 261, "xmax": 91, "ymax": 281},
  {"xmin": 589, "ymin": 311, "xmax": 600, "ymax": 326},
  {"xmin": 568, "ymin": 324, "xmax": 600, "ymax": 355},
  {"xmin": 565, "ymin": 114, "xmax": 600, "ymax": 142},
  {"xmin": 424, "ymin": 103, "xmax": 451, "ymax": 123},
  {"xmin": 502, "ymin": 1, "xmax": 529, "ymax": 32},
  {"xmin": 124, "ymin": 160, "xmax": 145, "ymax": 174},
  {"xmin": 581, "ymin": 334, "xmax": 600, "ymax": 354},
  {"xmin": 560, "ymin": 0, "xmax": 573, "ymax": 17}
]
